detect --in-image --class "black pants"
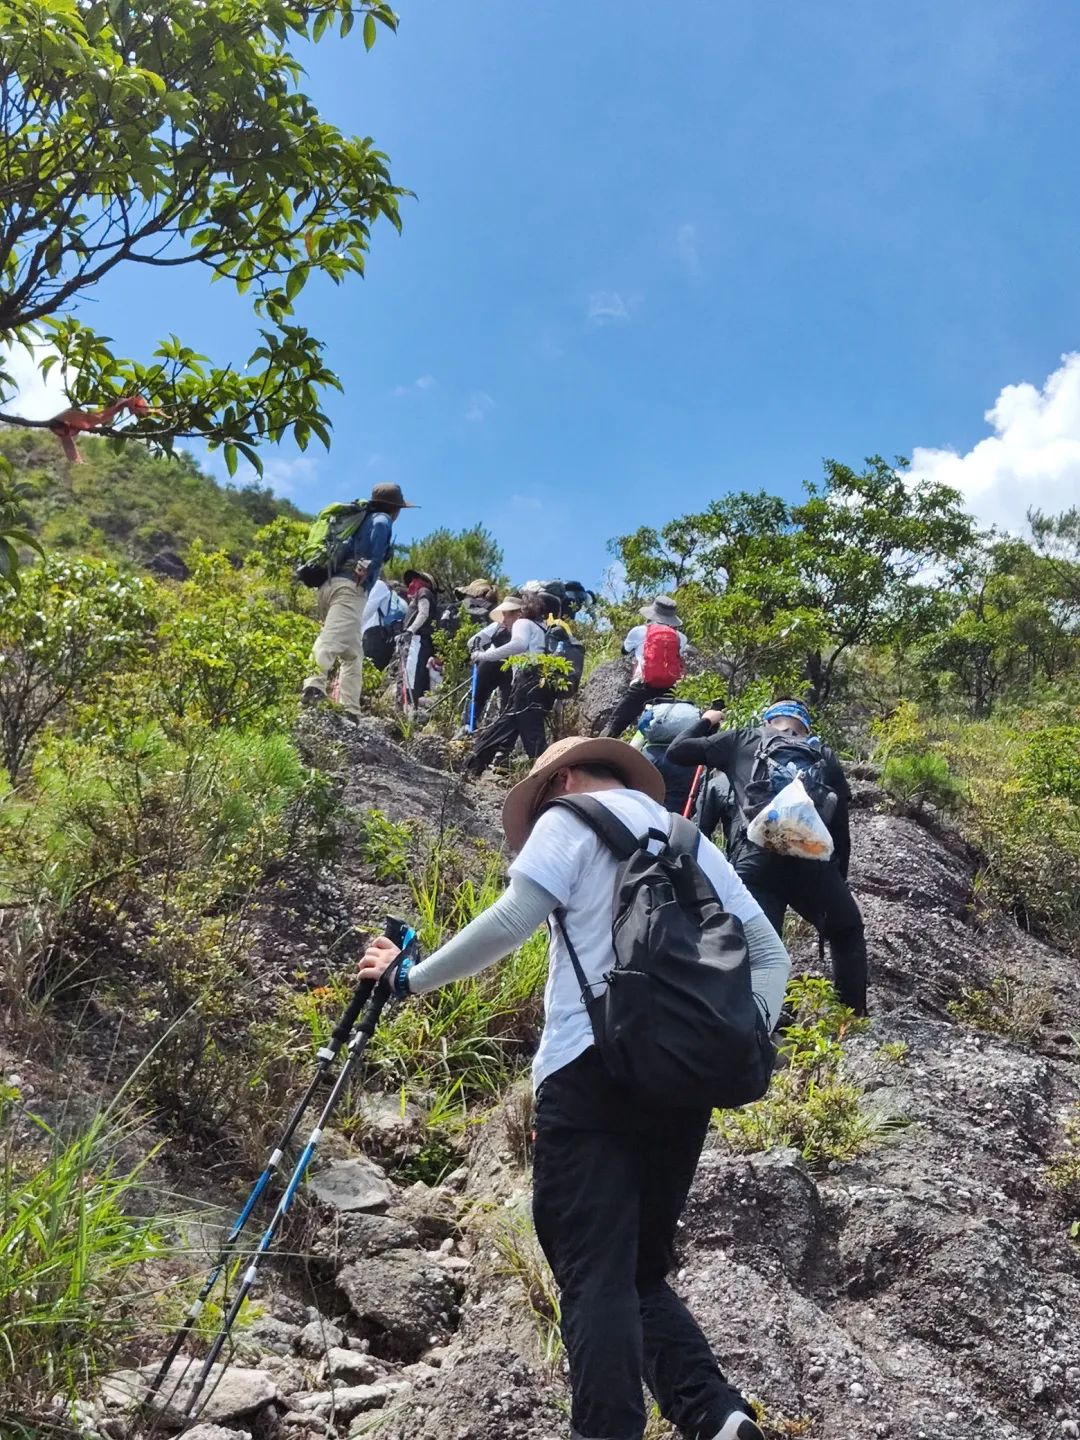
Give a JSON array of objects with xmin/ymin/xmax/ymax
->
[
  {"xmin": 466, "ymin": 667, "xmax": 553, "ymax": 774},
  {"xmin": 740, "ymin": 857, "xmax": 867, "ymax": 1015},
  {"xmin": 603, "ymin": 681, "xmax": 669, "ymax": 738},
  {"xmin": 533, "ymin": 1048, "xmax": 749, "ymax": 1440},
  {"xmin": 463, "ymin": 661, "xmax": 511, "ymax": 731}
]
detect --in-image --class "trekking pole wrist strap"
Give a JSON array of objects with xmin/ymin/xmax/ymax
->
[{"xmin": 393, "ymin": 953, "xmax": 416, "ymax": 999}]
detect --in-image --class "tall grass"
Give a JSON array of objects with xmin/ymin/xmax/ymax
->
[{"xmin": 0, "ymin": 1084, "xmax": 164, "ymax": 1423}]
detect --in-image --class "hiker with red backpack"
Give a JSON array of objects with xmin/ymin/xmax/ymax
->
[
  {"xmin": 299, "ymin": 483, "xmax": 418, "ymax": 719},
  {"xmin": 357, "ymin": 735, "xmax": 790, "ymax": 1440},
  {"xmin": 602, "ymin": 594, "xmax": 688, "ymax": 737},
  {"xmin": 668, "ymin": 696, "xmax": 868, "ymax": 1015}
]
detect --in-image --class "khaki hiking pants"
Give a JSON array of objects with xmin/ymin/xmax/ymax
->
[{"xmin": 304, "ymin": 576, "xmax": 365, "ymax": 715}]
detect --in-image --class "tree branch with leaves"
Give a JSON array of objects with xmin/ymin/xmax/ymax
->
[{"xmin": 0, "ymin": 0, "xmax": 405, "ymax": 481}]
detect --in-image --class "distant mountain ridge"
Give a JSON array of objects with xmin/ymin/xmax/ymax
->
[{"xmin": 1, "ymin": 429, "xmax": 308, "ymax": 569}]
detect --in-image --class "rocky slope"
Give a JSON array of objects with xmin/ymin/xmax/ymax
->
[{"xmin": 76, "ymin": 713, "xmax": 1080, "ymax": 1440}]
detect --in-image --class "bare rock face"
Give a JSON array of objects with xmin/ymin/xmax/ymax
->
[
  {"xmin": 577, "ymin": 655, "xmax": 632, "ymax": 735},
  {"xmin": 377, "ymin": 1349, "xmax": 565, "ymax": 1440},
  {"xmin": 337, "ymin": 1249, "xmax": 463, "ymax": 1359}
]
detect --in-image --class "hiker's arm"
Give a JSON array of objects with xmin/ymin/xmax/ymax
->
[
  {"xmin": 404, "ymin": 595, "xmax": 432, "ymax": 635},
  {"xmin": 743, "ymin": 914, "xmax": 792, "ymax": 1031},
  {"xmin": 667, "ymin": 720, "xmax": 734, "ymax": 769},
  {"xmin": 356, "ymin": 874, "xmax": 557, "ymax": 995},
  {"xmin": 825, "ymin": 752, "xmax": 852, "ymax": 877},
  {"xmin": 829, "ymin": 799, "xmax": 852, "ymax": 878},
  {"xmin": 359, "ymin": 513, "xmax": 392, "ymax": 590},
  {"xmin": 477, "ymin": 619, "xmax": 531, "ymax": 664}
]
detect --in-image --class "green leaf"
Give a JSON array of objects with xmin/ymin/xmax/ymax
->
[
  {"xmin": 364, "ymin": 12, "xmax": 377, "ymax": 49},
  {"xmin": 224, "ymin": 443, "xmax": 238, "ymax": 478}
]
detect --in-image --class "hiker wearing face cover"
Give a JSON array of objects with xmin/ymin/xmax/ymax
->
[
  {"xmin": 398, "ymin": 569, "xmax": 438, "ymax": 711},
  {"xmin": 668, "ymin": 697, "xmax": 867, "ymax": 1014},
  {"xmin": 601, "ymin": 595, "xmax": 689, "ymax": 738},
  {"xmin": 358, "ymin": 736, "xmax": 790, "ymax": 1440}
]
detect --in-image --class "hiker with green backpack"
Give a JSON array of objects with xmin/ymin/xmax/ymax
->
[
  {"xmin": 297, "ymin": 483, "xmax": 417, "ymax": 719},
  {"xmin": 357, "ymin": 735, "xmax": 789, "ymax": 1440}
]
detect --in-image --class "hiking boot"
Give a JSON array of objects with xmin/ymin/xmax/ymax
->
[
  {"xmin": 301, "ymin": 685, "xmax": 326, "ymax": 706},
  {"xmin": 711, "ymin": 1411, "xmax": 764, "ymax": 1440}
]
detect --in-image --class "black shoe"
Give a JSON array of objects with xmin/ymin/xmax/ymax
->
[
  {"xmin": 712, "ymin": 1412, "xmax": 764, "ymax": 1440},
  {"xmin": 301, "ymin": 685, "xmax": 326, "ymax": 706}
]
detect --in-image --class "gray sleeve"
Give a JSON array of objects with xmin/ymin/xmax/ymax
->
[
  {"xmin": 743, "ymin": 913, "xmax": 792, "ymax": 1032},
  {"xmin": 406, "ymin": 596, "xmax": 431, "ymax": 634},
  {"xmin": 407, "ymin": 873, "xmax": 556, "ymax": 995},
  {"xmin": 477, "ymin": 619, "xmax": 529, "ymax": 664}
]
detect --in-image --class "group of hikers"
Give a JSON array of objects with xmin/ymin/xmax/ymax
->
[{"xmin": 299, "ymin": 483, "xmax": 868, "ymax": 1440}]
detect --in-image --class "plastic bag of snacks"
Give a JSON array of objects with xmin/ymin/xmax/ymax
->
[{"xmin": 745, "ymin": 777, "xmax": 834, "ymax": 860}]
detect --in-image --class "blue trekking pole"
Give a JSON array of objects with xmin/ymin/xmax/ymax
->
[
  {"xmin": 146, "ymin": 917, "xmax": 415, "ymax": 1418},
  {"xmin": 466, "ymin": 663, "xmax": 479, "ymax": 733}
]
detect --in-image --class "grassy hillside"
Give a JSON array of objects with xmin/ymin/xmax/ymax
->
[{"xmin": 0, "ymin": 428, "xmax": 306, "ymax": 567}]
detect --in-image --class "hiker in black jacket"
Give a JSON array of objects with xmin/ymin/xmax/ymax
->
[{"xmin": 668, "ymin": 697, "xmax": 867, "ymax": 1014}]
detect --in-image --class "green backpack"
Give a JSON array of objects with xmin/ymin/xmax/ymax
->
[{"xmin": 293, "ymin": 502, "xmax": 370, "ymax": 588}]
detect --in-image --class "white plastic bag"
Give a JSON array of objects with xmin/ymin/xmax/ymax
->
[{"xmin": 745, "ymin": 776, "xmax": 834, "ymax": 861}]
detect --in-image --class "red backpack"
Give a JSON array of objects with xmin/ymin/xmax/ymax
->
[{"xmin": 640, "ymin": 623, "xmax": 683, "ymax": 689}]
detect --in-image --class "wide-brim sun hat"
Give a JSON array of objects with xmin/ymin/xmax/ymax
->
[
  {"xmin": 369, "ymin": 482, "xmax": 419, "ymax": 508},
  {"xmin": 641, "ymin": 595, "xmax": 682, "ymax": 627},
  {"xmin": 455, "ymin": 578, "xmax": 497, "ymax": 600},
  {"xmin": 502, "ymin": 736, "xmax": 666, "ymax": 852},
  {"xmin": 403, "ymin": 569, "xmax": 435, "ymax": 588},
  {"xmin": 490, "ymin": 594, "xmax": 523, "ymax": 621}
]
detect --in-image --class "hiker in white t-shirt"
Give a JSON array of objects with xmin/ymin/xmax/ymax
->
[{"xmin": 358, "ymin": 736, "xmax": 790, "ymax": 1440}]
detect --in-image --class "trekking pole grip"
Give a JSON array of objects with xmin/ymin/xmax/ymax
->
[{"xmin": 329, "ymin": 917, "xmax": 414, "ymax": 1051}]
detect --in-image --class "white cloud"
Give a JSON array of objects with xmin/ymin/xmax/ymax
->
[
  {"xmin": 464, "ymin": 391, "xmax": 494, "ymax": 423},
  {"xmin": 0, "ymin": 342, "xmax": 71, "ymax": 419},
  {"xmin": 260, "ymin": 455, "xmax": 319, "ymax": 496},
  {"xmin": 586, "ymin": 290, "xmax": 635, "ymax": 326},
  {"xmin": 908, "ymin": 352, "xmax": 1080, "ymax": 532},
  {"xmin": 676, "ymin": 222, "xmax": 701, "ymax": 278},
  {"xmin": 391, "ymin": 374, "xmax": 435, "ymax": 398}
]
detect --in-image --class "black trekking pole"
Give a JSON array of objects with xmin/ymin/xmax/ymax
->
[
  {"xmin": 144, "ymin": 917, "xmax": 413, "ymax": 1416},
  {"xmin": 180, "ymin": 918, "xmax": 417, "ymax": 1423}
]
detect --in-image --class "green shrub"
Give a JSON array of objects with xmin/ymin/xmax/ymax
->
[
  {"xmin": 715, "ymin": 976, "xmax": 907, "ymax": 1166},
  {"xmin": 0, "ymin": 555, "xmax": 159, "ymax": 778},
  {"xmin": 1046, "ymin": 1105, "xmax": 1080, "ymax": 1242},
  {"xmin": 1018, "ymin": 724, "xmax": 1080, "ymax": 805},
  {"xmin": 947, "ymin": 974, "xmax": 1053, "ymax": 1046},
  {"xmin": 356, "ymin": 808, "xmax": 413, "ymax": 882},
  {"xmin": 882, "ymin": 751, "xmax": 965, "ymax": 812},
  {"xmin": 0, "ymin": 1085, "xmax": 164, "ymax": 1421}
]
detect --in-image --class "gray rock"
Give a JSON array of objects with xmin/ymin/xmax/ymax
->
[
  {"xmin": 337, "ymin": 1249, "xmax": 462, "ymax": 1358},
  {"xmin": 246, "ymin": 1314, "xmax": 301, "ymax": 1356},
  {"xmin": 577, "ymin": 655, "xmax": 632, "ymax": 736},
  {"xmin": 102, "ymin": 1362, "xmax": 277, "ymax": 1425},
  {"xmin": 319, "ymin": 1346, "xmax": 380, "ymax": 1384},
  {"xmin": 291, "ymin": 1381, "xmax": 411, "ymax": 1422},
  {"xmin": 308, "ymin": 1157, "xmax": 397, "ymax": 1214},
  {"xmin": 309, "ymin": 1210, "xmax": 420, "ymax": 1269},
  {"xmin": 296, "ymin": 1317, "xmax": 345, "ymax": 1358},
  {"xmin": 181, "ymin": 1427, "xmax": 249, "ymax": 1440}
]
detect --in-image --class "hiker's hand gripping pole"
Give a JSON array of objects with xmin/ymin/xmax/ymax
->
[{"xmin": 181, "ymin": 917, "xmax": 416, "ymax": 1422}]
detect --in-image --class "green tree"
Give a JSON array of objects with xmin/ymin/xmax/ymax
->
[
  {"xmin": 0, "ymin": 555, "xmax": 159, "ymax": 777},
  {"xmin": 608, "ymin": 458, "xmax": 974, "ymax": 705},
  {"xmin": 0, "ymin": 0, "xmax": 403, "ymax": 473},
  {"xmin": 0, "ymin": 450, "xmax": 41, "ymax": 591},
  {"xmin": 389, "ymin": 524, "xmax": 506, "ymax": 596}
]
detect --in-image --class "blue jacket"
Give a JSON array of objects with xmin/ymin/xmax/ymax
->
[{"xmin": 334, "ymin": 509, "xmax": 394, "ymax": 589}]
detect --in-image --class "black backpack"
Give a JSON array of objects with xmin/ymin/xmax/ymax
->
[
  {"xmin": 742, "ymin": 731, "xmax": 838, "ymax": 826},
  {"xmin": 543, "ymin": 621, "xmax": 585, "ymax": 694},
  {"xmin": 544, "ymin": 794, "xmax": 775, "ymax": 1110}
]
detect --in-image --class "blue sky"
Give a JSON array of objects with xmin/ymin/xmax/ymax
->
[{"xmin": 17, "ymin": 0, "xmax": 1080, "ymax": 586}]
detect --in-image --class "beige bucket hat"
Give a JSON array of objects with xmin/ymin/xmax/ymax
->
[{"xmin": 501, "ymin": 736, "xmax": 665, "ymax": 852}]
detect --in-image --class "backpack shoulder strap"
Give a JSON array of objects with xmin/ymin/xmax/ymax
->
[
  {"xmin": 666, "ymin": 812, "xmax": 701, "ymax": 859},
  {"xmin": 542, "ymin": 793, "xmax": 642, "ymax": 861}
]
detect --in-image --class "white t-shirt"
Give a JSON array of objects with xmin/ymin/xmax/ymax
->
[
  {"xmin": 510, "ymin": 787, "xmax": 765, "ymax": 1088},
  {"xmin": 361, "ymin": 580, "xmax": 405, "ymax": 634},
  {"xmin": 623, "ymin": 623, "xmax": 689, "ymax": 683}
]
